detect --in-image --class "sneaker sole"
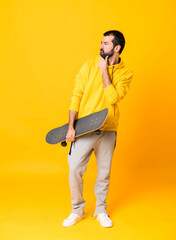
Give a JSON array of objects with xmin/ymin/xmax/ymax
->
[{"xmin": 62, "ymin": 216, "xmax": 84, "ymax": 227}]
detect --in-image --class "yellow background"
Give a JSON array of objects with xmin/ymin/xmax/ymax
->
[{"xmin": 0, "ymin": 0, "xmax": 176, "ymax": 239}]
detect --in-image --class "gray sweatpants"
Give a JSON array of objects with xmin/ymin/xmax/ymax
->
[{"xmin": 67, "ymin": 130, "xmax": 117, "ymax": 217}]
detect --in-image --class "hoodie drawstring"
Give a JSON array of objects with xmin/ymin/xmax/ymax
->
[
  {"xmin": 112, "ymin": 66, "xmax": 114, "ymax": 81},
  {"xmin": 111, "ymin": 66, "xmax": 115, "ymax": 116}
]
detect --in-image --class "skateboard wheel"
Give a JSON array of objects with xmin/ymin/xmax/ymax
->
[
  {"xmin": 61, "ymin": 141, "xmax": 67, "ymax": 147},
  {"xmin": 95, "ymin": 129, "xmax": 101, "ymax": 135}
]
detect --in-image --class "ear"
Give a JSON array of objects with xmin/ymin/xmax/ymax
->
[{"xmin": 115, "ymin": 45, "xmax": 121, "ymax": 53}]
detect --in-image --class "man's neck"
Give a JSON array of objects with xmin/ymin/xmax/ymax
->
[{"xmin": 108, "ymin": 55, "xmax": 120, "ymax": 66}]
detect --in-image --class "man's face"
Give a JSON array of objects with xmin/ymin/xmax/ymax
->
[{"xmin": 100, "ymin": 35, "xmax": 115, "ymax": 59}]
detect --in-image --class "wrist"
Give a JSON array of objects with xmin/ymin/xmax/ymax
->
[
  {"xmin": 68, "ymin": 124, "xmax": 74, "ymax": 130},
  {"xmin": 101, "ymin": 68, "xmax": 108, "ymax": 76}
]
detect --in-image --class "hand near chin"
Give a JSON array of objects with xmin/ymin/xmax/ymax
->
[{"xmin": 98, "ymin": 55, "xmax": 109, "ymax": 74}]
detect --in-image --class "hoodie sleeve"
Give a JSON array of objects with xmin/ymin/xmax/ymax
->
[
  {"xmin": 69, "ymin": 62, "xmax": 88, "ymax": 112},
  {"xmin": 104, "ymin": 70, "xmax": 133, "ymax": 105}
]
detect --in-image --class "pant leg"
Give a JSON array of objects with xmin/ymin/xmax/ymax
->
[
  {"xmin": 93, "ymin": 131, "xmax": 117, "ymax": 216},
  {"xmin": 67, "ymin": 132, "xmax": 100, "ymax": 216}
]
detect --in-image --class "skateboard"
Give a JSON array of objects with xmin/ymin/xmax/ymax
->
[{"xmin": 45, "ymin": 108, "xmax": 108, "ymax": 146}]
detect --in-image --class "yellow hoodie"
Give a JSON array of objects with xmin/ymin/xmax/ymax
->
[{"xmin": 69, "ymin": 55, "xmax": 133, "ymax": 131}]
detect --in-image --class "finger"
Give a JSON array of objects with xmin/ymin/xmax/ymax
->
[
  {"xmin": 70, "ymin": 135, "xmax": 75, "ymax": 141},
  {"xmin": 67, "ymin": 136, "xmax": 73, "ymax": 141},
  {"xmin": 105, "ymin": 56, "xmax": 109, "ymax": 62}
]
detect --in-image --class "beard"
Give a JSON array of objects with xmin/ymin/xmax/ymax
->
[{"xmin": 100, "ymin": 46, "xmax": 115, "ymax": 59}]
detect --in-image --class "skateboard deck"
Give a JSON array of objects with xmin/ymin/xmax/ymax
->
[{"xmin": 45, "ymin": 108, "xmax": 108, "ymax": 146}]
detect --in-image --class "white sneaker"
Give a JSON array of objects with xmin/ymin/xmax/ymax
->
[
  {"xmin": 96, "ymin": 213, "xmax": 113, "ymax": 227},
  {"xmin": 62, "ymin": 213, "xmax": 84, "ymax": 227}
]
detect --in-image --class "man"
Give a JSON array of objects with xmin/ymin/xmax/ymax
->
[{"xmin": 62, "ymin": 30, "xmax": 133, "ymax": 228}]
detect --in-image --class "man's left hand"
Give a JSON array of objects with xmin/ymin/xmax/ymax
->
[{"xmin": 98, "ymin": 55, "xmax": 109, "ymax": 74}]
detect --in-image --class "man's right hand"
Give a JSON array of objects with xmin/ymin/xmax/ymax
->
[{"xmin": 66, "ymin": 127, "xmax": 76, "ymax": 142}]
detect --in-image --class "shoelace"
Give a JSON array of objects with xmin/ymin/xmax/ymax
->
[
  {"xmin": 66, "ymin": 213, "xmax": 78, "ymax": 221},
  {"xmin": 99, "ymin": 213, "xmax": 110, "ymax": 222}
]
